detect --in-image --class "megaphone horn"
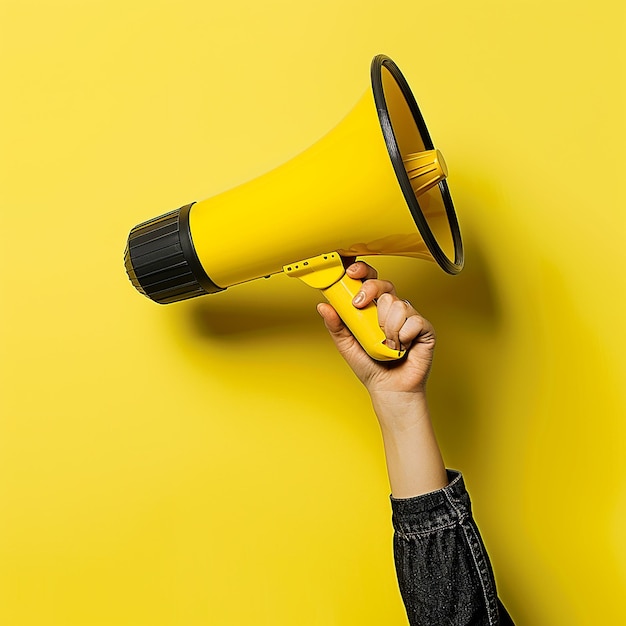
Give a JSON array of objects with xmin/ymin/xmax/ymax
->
[{"xmin": 124, "ymin": 55, "xmax": 463, "ymax": 360}]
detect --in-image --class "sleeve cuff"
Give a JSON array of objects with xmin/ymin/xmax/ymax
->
[{"xmin": 390, "ymin": 470, "xmax": 473, "ymax": 536}]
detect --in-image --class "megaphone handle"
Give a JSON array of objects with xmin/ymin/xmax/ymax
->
[
  {"xmin": 283, "ymin": 252, "xmax": 405, "ymax": 361},
  {"xmin": 321, "ymin": 272, "xmax": 406, "ymax": 362}
]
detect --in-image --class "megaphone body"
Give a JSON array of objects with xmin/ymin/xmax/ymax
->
[{"xmin": 125, "ymin": 55, "xmax": 463, "ymax": 360}]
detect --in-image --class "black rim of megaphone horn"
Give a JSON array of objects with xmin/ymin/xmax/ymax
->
[{"xmin": 371, "ymin": 55, "xmax": 464, "ymax": 275}]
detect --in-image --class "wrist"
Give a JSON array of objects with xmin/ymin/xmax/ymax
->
[{"xmin": 369, "ymin": 390, "xmax": 431, "ymax": 433}]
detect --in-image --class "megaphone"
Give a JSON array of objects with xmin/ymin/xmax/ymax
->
[{"xmin": 124, "ymin": 54, "xmax": 463, "ymax": 360}]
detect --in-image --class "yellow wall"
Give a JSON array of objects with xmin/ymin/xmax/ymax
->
[{"xmin": 1, "ymin": 1, "xmax": 624, "ymax": 624}]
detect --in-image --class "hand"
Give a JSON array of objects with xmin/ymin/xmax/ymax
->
[
  {"xmin": 316, "ymin": 261, "xmax": 436, "ymax": 397},
  {"xmin": 317, "ymin": 261, "xmax": 447, "ymax": 497}
]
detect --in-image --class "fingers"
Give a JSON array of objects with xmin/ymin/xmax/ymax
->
[
  {"xmin": 345, "ymin": 260, "xmax": 378, "ymax": 281},
  {"xmin": 376, "ymin": 293, "xmax": 435, "ymax": 351},
  {"xmin": 397, "ymin": 312, "xmax": 435, "ymax": 348},
  {"xmin": 377, "ymin": 295, "xmax": 406, "ymax": 350},
  {"xmin": 324, "ymin": 260, "xmax": 435, "ymax": 356},
  {"xmin": 346, "ymin": 262, "xmax": 396, "ymax": 308},
  {"xmin": 376, "ymin": 294, "xmax": 407, "ymax": 350}
]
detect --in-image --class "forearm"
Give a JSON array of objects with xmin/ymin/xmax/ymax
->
[{"xmin": 370, "ymin": 390, "xmax": 448, "ymax": 499}]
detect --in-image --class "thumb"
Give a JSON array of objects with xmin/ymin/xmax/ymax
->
[{"xmin": 316, "ymin": 303, "xmax": 361, "ymax": 355}]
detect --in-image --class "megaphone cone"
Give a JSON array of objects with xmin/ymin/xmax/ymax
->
[{"xmin": 124, "ymin": 55, "xmax": 463, "ymax": 360}]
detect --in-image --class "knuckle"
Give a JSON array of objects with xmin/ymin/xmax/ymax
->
[
  {"xmin": 380, "ymin": 279, "xmax": 394, "ymax": 293},
  {"xmin": 377, "ymin": 292, "xmax": 394, "ymax": 307}
]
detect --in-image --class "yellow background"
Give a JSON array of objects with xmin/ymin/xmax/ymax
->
[{"xmin": 1, "ymin": 1, "xmax": 624, "ymax": 624}]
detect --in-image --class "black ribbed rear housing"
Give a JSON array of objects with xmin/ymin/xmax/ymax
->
[{"xmin": 124, "ymin": 203, "xmax": 223, "ymax": 304}]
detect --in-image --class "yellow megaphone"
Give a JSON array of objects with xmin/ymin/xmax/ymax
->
[{"xmin": 124, "ymin": 55, "xmax": 463, "ymax": 360}]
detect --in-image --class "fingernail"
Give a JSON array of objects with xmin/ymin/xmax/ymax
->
[
  {"xmin": 353, "ymin": 291, "xmax": 365, "ymax": 306},
  {"xmin": 386, "ymin": 339, "xmax": 397, "ymax": 350}
]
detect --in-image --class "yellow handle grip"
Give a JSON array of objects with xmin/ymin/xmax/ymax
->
[
  {"xmin": 321, "ymin": 272, "xmax": 405, "ymax": 361},
  {"xmin": 284, "ymin": 252, "xmax": 405, "ymax": 361}
]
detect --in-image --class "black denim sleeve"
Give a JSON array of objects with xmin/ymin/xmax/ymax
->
[{"xmin": 391, "ymin": 471, "xmax": 513, "ymax": 626}]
